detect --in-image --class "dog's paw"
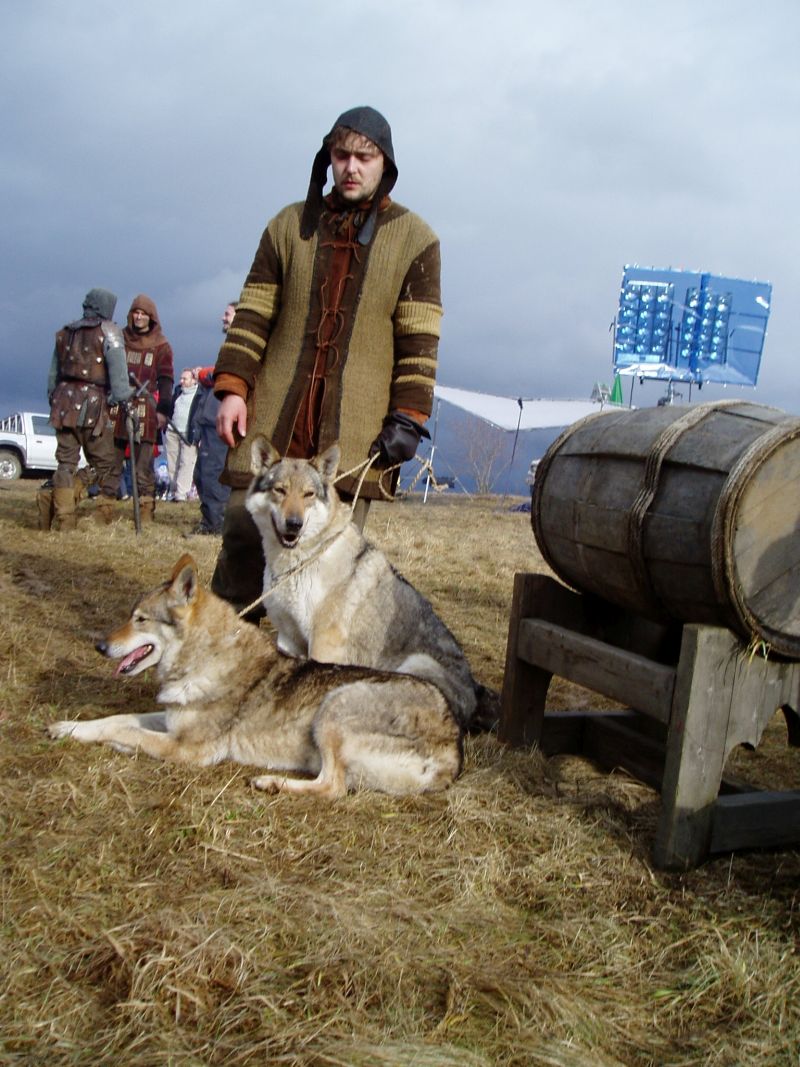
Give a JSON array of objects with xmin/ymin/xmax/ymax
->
[
  {"xmin": 47, "ymin": 721, "xmax": 76, "ymax": 740},
  {"xmin": 251, "ymin": 774, "xmax": 283, "ymax": 794}
]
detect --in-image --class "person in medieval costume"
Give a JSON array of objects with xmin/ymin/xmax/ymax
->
[
  {"xmin": 108, "ymin": 294, "xmax": 174, "ymax": 525},
  {"xmin": 209, "ymin": 105, "xmax": 442, "ymax": 619},
  {"xmin": 46, "ymin": 288, "xmax": 134, "ymax": 531}
]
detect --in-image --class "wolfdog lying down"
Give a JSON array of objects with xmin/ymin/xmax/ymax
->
[
  {"xmin": 48, "ymin": 555, "xmax": 462, "ymax": 798},
  {"xmin": 245, "ymin": 437, "xmax": 499, "ymax": 731}
]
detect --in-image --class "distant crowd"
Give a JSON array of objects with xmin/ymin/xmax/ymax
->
[{"xmin": 43, "ymin": 295, "xmax": 236, "ymax": 535}]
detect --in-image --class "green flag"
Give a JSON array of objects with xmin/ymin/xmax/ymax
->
[{"xmin": 610, "ymin": 374, "xmax": 624, "ymax": 406}]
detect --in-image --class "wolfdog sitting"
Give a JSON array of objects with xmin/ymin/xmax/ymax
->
[
  {"xmin": 48, "ymin": 554, "xmax": 462, "ymax": 797},
  {"xmin": 245, "ymin": 437, "xmax": 498, "ymax": 731}
]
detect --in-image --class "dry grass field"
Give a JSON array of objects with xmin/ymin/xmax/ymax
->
[{"xmin": 1, "ymin": 480, "xmax": 798, "ymax": 1065}]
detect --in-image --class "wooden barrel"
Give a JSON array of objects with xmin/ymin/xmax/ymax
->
[{"xmin": 532, "ymin": 400, "xmax": 800, "ymax": 657}]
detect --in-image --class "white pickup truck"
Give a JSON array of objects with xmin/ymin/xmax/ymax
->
[{"xmin": 0, "ymin": 412, "xmax": 58, "ymax": 480}]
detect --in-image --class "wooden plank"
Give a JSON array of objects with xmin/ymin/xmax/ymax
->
[
  {"xmin": 517, "ymin": 618, "xmax": 675, "ymax": 723},
  {"xmin": 538, "ymin": 709, "xmax": 661, "ymax": 760},
  {"xmin": 655, "ymin": 626, "xmax": 743, "ymax": 870},
  {"xmin": 540, "ymin": 711, "xmax": 755, "ymax": 797},
  {"xmin": 538, "ymin": 711, "xmax": 587, "ymax": 755},
  {"xmin": 725, "ymin": 652, "xmax": 800, "ymax": 760},
  {"xmin": 499, "ymin": 574, "xmax": 554, "ymax": 748},
  {"xmin": 581, "ymin": 714, "xmax": 666, "ymax": 790},
  {"xmin": 710, "ymin": 791, "xmax": 800, "ymax": 853}
]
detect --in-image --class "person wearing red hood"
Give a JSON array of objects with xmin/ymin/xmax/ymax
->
[{"xmin": 105, "ymin": 294, "xmax": 175, "ymax": 524}]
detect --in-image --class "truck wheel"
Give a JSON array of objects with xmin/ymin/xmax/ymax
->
[{"xmin": 0, "ymin": 449, "xmax": 22, "ymax": 480}]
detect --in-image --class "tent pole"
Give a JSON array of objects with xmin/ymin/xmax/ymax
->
[
  {"xmin": 423, "ymin": 398, "xmax": 441, "ymax": 504},
  {"xmin": 509, "ymin": 398, "xmax": 524, "ymax": 466},
  {"xmin": 423, "ymin": 444, "xmax": 435, "ymax": 503}
]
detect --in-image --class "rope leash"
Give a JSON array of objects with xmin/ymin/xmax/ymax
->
[
  {"xmin": 235, "ymin": 452, "xmax": 449, "ymax": 621},
  {"xmin": 234, "ymin": 463, "xmax": 376, "ymax": 620},
  {"xmin": 236, "ymin": 524, "xmax": 350, "ymax": 619},
  {"xmin": 337, "ymin": 451, "xmax": 451, "ymax": 504}
]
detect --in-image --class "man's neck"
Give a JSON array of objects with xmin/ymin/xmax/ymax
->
[{"xmin": 327, "ymin": 190, "xmax": 371, "ymax": 212}]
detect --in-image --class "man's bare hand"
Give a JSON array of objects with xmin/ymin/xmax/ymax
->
[{"xmin": 217, "ymin": 394, "xmax": 247, "ymax": 447}]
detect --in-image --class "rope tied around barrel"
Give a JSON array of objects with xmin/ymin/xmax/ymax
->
[{"xmin": 626, "ymin": 400, "xmax": 748, "ymax": 613}]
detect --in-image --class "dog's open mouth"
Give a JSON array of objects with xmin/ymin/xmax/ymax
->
[
  {"xmin": 273, "ymin": 516, "xmax": 302, "ymax": 549},
  {"xmin": 115, "ymin": 644, "xmax": 155, "ymax": 676}
]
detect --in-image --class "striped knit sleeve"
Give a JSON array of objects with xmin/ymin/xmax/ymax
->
[
  {"xmin": 391, "ymin": 239, "xmax": 442, "ymax": 419},
  {"xmin": 214, "ymin": 224, "xmax": 283, "ymax": 390}
]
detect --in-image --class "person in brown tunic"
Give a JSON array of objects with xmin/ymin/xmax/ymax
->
[
  {"xmin": 108, "ymin": 294, "xmax": 174, "ymax": 524},
  {"xmin": 209, "ymin": 106, "xmax": 442, "ymax": 618}
]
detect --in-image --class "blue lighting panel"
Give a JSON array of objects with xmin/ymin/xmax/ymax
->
[
  {"xmin": 613, "ymin": 266, "xmax": 771, "ymax": 387},
  {"xmin": 615, "ymin": 280, "xmax": 674, "ymax": 365}
]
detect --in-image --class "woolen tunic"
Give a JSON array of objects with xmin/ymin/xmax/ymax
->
[{"xmin": 214, "ymin": 197, "xmax": 442, "ymax": 499}]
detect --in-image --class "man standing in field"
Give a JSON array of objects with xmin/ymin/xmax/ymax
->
[
  {"xmin": 210, "ymin": 106, "xmax": 442, "ymax": 617},
  {"xmin": 106, "ymin": 294, "xmax": 175, "ymax": 526},
  {"xmin": 47, "ymin": 288, "xmax": 133, "ymax": 531}
]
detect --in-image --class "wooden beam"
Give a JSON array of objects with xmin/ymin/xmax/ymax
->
[
  {"xmin": 710, "ymin": 791, "xmax": 800, "ymax": 853},
  {"xmin": 518, "ymin": 619, "xmax": 675, "ymax": 723}
]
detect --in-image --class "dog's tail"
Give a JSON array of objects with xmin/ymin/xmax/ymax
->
[{"xmin": 468, "ymin": 683, "xmax": 500, "ymax": 734}]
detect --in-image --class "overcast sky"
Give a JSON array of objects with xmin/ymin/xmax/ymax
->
[{"xmin": 3, "ymin": 0, "xmax": 798, "ymax": 419}]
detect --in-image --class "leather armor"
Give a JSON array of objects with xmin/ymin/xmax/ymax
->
[{"xmin": 49, "ymin": 322, "xmax": 110, "ymax": 431}]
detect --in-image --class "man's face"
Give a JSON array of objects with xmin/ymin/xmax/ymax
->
[
  {"xmin": 131, "ymin": 308, "xmax": 151, "ymax": 331},
  {"xmin": 222, "ymin": 304, "xmax": 236, "ymax": 333},
  {"xmin": 330, "ymin": 132, "xmax": 384, "ymax": 204},
  {"xmin": 180, "ymin": 370, "xmax": 195, "ymax": 389}
]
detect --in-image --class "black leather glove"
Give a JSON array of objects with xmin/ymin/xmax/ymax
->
[{"xmin": 368, "ymin": 411, "xmax": 430, "ymax": 468}]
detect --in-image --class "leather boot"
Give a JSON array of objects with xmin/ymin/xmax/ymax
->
[
  {"xmin": 53, "ymin": 487, "xmax": 77, "ymax": 532},
  {"xmin": 139, "ymin": 499, "xmax": 155, "ymax": 524},
  {"xmin": 37, "ymin": 486, "xmax": 54, "ymax": 531},
  {"xmin": 95, "ymin": 496, "xmax": 116, "ymax": 525}
]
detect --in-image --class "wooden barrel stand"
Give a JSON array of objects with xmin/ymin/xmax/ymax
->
[{"xmin": 500, "ymin": 573, "xmax": 800, "ymax": 870}]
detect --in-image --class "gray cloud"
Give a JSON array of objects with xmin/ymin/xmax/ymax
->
[{"xmin": 2, "ymin": 0, "xmax": 798, "ymax": 418}]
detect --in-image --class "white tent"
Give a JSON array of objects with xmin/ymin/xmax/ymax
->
[
  {"xmin": 418, "ymin": 385, "xmax": 611, "ymax": 500},
  {"xmin": 433, "ymin": 385, "xmax": 604, "ymax": 431}
]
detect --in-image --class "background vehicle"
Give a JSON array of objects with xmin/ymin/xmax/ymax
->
[{"xmin": 0, "ymin": 412, "xmax": 57, "ymax": 480}]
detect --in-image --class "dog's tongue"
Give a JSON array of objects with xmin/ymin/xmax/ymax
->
[{"xmin": 115, "ymin": 645, "xmax": 152, "ymax": 677}]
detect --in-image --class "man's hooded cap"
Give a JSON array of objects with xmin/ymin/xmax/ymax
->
[
  {"xmin": 126, "ymin": 293, "xmax": 161, "ymax": 333},
  {"xmin": 124, "ymin": 293, "xmax": 167, "ymax": 349},
  {"xmin": 300, "ymin": 106, "xmax": 397, "ymax": 246},
  {"xmin": 82, "ymin": 288, "xmax": 117, "ymax": 322}
]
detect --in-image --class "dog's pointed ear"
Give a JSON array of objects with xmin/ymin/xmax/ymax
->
[
  {"xmin": 169, "ymin": 554, "xmax": 198, "ymax": 607},
  {"xmin": 251, "ymin": 435, "xmax": 280, "ymax": 475},
  {"xmin": 312, "ymin": 442, "xmax": 340, "ymax": 483}
]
